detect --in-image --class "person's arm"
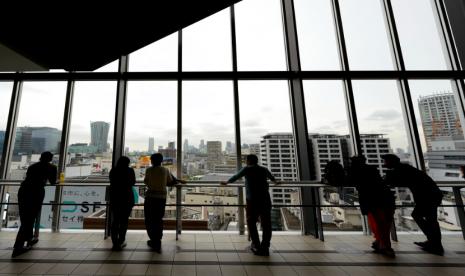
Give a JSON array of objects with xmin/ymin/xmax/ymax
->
[
  {"xmin": 221, "ymin": 167, "xmax": 247, "ymax": 185},
  {"xmin": 48, "ymin": 165, "xmax": 58, "ymax": 185},
  {"xmin": 266, "ymin": 168, "xmax": 281, "ymax": 185},
  {"xmin": 170, "ymin": 173, "xmax": 187, "ymax": 185},
  {"xmin": 144, "ymin": 168, "xmax": 150, "ymax": 185},
  {"xmin": 129, "ymin": 168, "xmax": 136, "ymax": 186}
]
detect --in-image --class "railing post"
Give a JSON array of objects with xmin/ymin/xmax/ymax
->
[{"xmin": 453, "ymin": 187, "xmax": 465, "ymax": 240}]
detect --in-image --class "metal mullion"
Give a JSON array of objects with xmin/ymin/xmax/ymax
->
[
  {"xmin": 331, "ymin": 0, "xmax": 362, "ymax": 156},
  {"xmin": 176, "ymin": 30, "xmax": 183, "ymax": 239},
  {"xmin": 383, "ymin": 0, "xmax": 425, "ymax": 170},
  {"xmin": 51, "ymin": 77, "xmax": 75, "ymax": 233},
  {"xmin": 230, "ymin": 5, "xmax": 245, "ymax": 235},
  {"xmin": 105, "ymin": 55, "xmax": 129, "ymax": 238},
  {"xmin": 0, "ymin": 80, "xmax": 22, "ymax": 229}
]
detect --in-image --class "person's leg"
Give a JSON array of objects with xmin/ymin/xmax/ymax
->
[
  {"xmin": 259, "ymin": 206, "xmax": 272, "ymax": 251},
  {"xmin": 14, "ymin": 190, "xmax": 31, "ymax": 249},
  {"xmin": 110, "ymin": 207, "xmax": 121, "ymax": 247},
  {"xmin": 424, "ymin": 206, "xmax": 442, "ymax": 248},
  {"xmin": 119, "ymin": 205, "xmax": 132, "ymax": 245},
  {"xmin": 374, "ymin": 208, "xmax": 393, "ymax": 250},
  {"xmin": 144, "ymin": 198, "xmax": 156, "ymax": 241},
  {"xmin": 154, "ymin": 198, "xmax": 166, "ymax": 241},
  {"xmin": 246, "ymin": 201, "xmax": 260, "ymax": 250},
  {"xmin": 411, "ymin": 207, "xmax": 430, "ymax": 240}
]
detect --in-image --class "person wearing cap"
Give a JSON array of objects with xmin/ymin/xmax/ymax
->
[
  {"xmin": 382, "ymin": 154, "xmax": 444, "ymax": 255},
  {"xmin": 12, "ymin": 151, "xmax": 57, "ymax": 257}
]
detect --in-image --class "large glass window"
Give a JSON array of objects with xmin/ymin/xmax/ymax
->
[
  {"xmin": 183, "ymin": 8, "xmax": 232, "ymax": 71},
  {"xmin": 235, "ymin": 0, "xmax": 287, "ymax": 71},
  {"xmin": 6, "ymin": 82, "xmax": 66, "ymax": 229},
  {"xmin": 294, "ymin": 0, "xmax": 341, "ymax": 70},
  {"xmin": 182, "ymin": 81, "xmax": 235, "ymax": 230},
  {"xmin": 66, "ymin": 82, "xmax": 117, "ymax": 180},
  {"xmin": 339, "ymin": 0, "xmax": 395, "ymax": 70},
  {"xmin": 239, "ymin": 81, "xmax": 299, "ymax": 231},
  {"xmin": 125, "ymin": 81, "xmax": 177, "ymax": 181},
  {"xmin": 0, "ymin": 82, "xmax": 13, "ymax": 165},
  {"xmin": 392, "ymin": 0, "xmax": 451, "ymax": 70},
  {"xmin": 129, "ymin": 33, "xmax": 178, "ymax": 72}
]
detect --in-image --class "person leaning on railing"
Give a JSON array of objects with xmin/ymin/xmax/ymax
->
[
  {"xmin": 221, "ymin": 154, "xmax": 280, "ymax": 257},
  {"xmin": 12, "ymin": 151, "xmax": 57, "ymax": 258},
  {"xmin": 382, "ymin": 154, "xmax": 444, "ymax": 256}
]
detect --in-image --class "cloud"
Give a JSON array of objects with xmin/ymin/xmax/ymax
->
[{"xmin": 365, "ymin": 110, "xmax": 401, "ymax": 121}]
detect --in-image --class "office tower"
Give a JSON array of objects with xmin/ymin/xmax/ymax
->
[
  {"xmin": 90, "ymin": 121, "xmax": 110, "ymax": 153},
  {"xmin": 148, "ymin": 137, "xmax": 154, "ymax": 153},
  {"xmin": 225, "ymin": 141, "xmax": 235, "ymax": 154},
  {"xmin": 418, "ymin": 93, "xmax": 463, "ymax": 151},
  {"xmin": 14, "ymin": 127, "xmax": 61, "ymax": 155},
  {"xmin": 168, "ymin": 141, "xmax": 175, "ymax": 150},
  {"xmin": 260, "ymin": 133, "xmax": 298, "ymax": 205},
  {"xmin": 207, "ymin": 141, "xmax": 222, "ymax": 170},
  {"xmin": 199, "ymin": 139, "xmax": 206, "ymax": 154}
]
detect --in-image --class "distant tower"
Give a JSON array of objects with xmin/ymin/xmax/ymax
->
[
  {"xmin": 207, "ymin": 141, "xmax": 222, "ymax": 170},
  {"xmin": 148, "ymin": 137, "xmax": 155, "ymax": 153},
  {"xmin": 90, "ymin": 121, "xmax": 110, "ymax": 153},
  {"xmin": 168, "ymin": 141, "xmax": 175, "ymax": 149}
]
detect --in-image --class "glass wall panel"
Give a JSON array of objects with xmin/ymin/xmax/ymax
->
[
  {"xmin": 125, "ymin": 81, "xmax": 177, "ymax": 222},
  {"xmin": 129, "ymin": 33, "xmax": 178, "ymax": 72},
  {"xmin": 239, "ymin": 80, "xmax": 299, "ymax": 231},
  {"xmin": 304, "ymin": 80, "xmax": 359, "ymax": 231},
  {"xmin": 391, "ymin": 0, "xmax": 451, "ymax": 70},
  {"xmin": 182, "ymin": 81, "xmax": 236, "ymax": 230},
  {"xmin": 94, "ymin": 59, "xmax": 118, "ymax": 72},
  {"xmin": 0, "ymin": 82, "xmax": 13, "ymax": 166},
  {"xmin": 294, "ymin": 0, "xmax": 341, "ymax": 70},
  {"xmin": 6, "ymin": 82, "xmax": 66, "ymax": 229},
  {"xmin": 235, "ymin": 0, "xmax": 287, "ymax": 71},
  {"xmin": 62, "ymin": 81, "xmax": 116, "ymax": 229},
  {"xmin": 339, "ymin": 0, "xmax": 395, "ymax": 70},
  {"xmin": 183, "ymin": 8, "xmax": 232, "ymax": 71}
]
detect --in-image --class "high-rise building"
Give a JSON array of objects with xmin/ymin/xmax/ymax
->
[
  {"xmin": 225, "ymin": 141, "xmax": 235, "ymax": 154},
  {"xmin": 14, "ymin": 127, "xmax": 61, "ymax": 155},
  {"xmin": 418, "ymin": 93, "xmax": 463, "ymax": 150},
  {"xmin": 90, "ymin": 121, "xmax": 110, "ymax": 153},
  {"xmin": 148, "ymin": 137, "xmax": 154, "ymax": 153},
  {"xmin": 168, "ymin": 141, "xmax": 175, "ymax": 150},
  {"xmin": 199, "ymin": 139, "xmax": 206, "ymax": 154},
  {"xmin": 207, "ymin": 141, "xmax": 222, "ymax": 170}
]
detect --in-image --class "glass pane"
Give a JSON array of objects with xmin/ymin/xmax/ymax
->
[
  {"xmin": 66, "ymin": 82, "xmax": 117, "ymax": 180},
  {"xmin": 93, "ymin": 59, "xmax": 118, "ymax": 72},
  {"xmin": 340, "ymin": 0, "xmax": 395, "ymax": 70},
  {"xmin": 125, "ymin": 81, "xmax": 177, "ymax": 181},
  {"xmin": 235, "ymin": 0, "xmax": 287, "ymax": 71},
  {"xmin": 182, "ymin": 81, "xmax": 235, "ymax": 230},
  {"xmin": 238, "ymin": 81, "xmax": 299, "ymax": 231},
  {"xmin": 294, "ymin": 0, "xmax": 341, "ymax": 70},
  {"xmin": 129, "ymin": 33, "xmax": 178, "ymax": 72},
  {"xmin": 353, "ymin": 80, "xmax": 414, "ymax": 174},
  {"xmin": 6, "ymin": 82, "xmax": 66, "ymax": 229},
  {"xmin": 409, "ymin": 80, "xmax": 465, "ymax": 181},
  {"xmin": 392, "ymin": 0, "xmax": 451, "ymax": 70},
  {"xmin": 183, "ymin": 8, "xmax": 232, "ymax": 71},
  {"xmin": 0, "ymin": 82, "xmax": 13, "ymax": 166}
]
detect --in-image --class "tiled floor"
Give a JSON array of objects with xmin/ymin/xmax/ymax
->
[{"xmin": 0, "ymin": 230, "xmax": 464, "ymax": 275}]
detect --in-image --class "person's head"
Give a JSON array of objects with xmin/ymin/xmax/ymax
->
[
  {"xmin": 39, "ymin": 151, "xmax": 53, "ymax": 163},
  {"xmin": 381, "ymin": 154, "xmax": 400, "ymax": 169},
  {"xmin": 151, "ymin": 153, "xmax": 164, "ymax": 166},
  {"xmin": 350, "ymin": 155, "xmax": 366, "ymax": 168},
  {"xmin": 246, "ymin": 154, "xmax": 259, "ymax": 166},
  {"xmin": 116, "ymin": 156, "xmax": 130, "ymax": 167}
]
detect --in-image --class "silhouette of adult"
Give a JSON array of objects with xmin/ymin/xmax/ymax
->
[
  {"xmin": 347, "ymin": 156, "xmax": 395, "ymax": 257},
  {"xmin": 12, "ymin": 151, "xmax": 57, "ymax": 257},
  {"xmin": 221, "ymin": 154, "xmax": 280, "ymax": 256},
  {"xmin": 109, "ymin": 156, "xmax": 136, "ymax": 251},
  {"xmin": 382, "ymin": 154, "xmax": 444, "ymax": 255},
  {"xmin": 144, "ymin": 153, "xmax": 185, "ymax": 252}
]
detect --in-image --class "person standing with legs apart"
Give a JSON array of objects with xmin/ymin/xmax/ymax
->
[
  {"xmin": 382, "ymin": 154, "xmax": 444, "ymax": 255},
  {"xmin": 109, "ymin": 156, "xmax": 136, "ymax": 251},
  {"xmin": 221, "ymin": 154, "xmax": 280, "ymax": 256},
  {"xmin": 144, "ymin": 153, "xmax": 184, "ymax": 252},
  {"xmin": 12, "ymin": 151, "xmax": 57, "ymax": 257}
]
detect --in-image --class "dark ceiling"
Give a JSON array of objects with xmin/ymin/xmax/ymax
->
[{"xmin": 0, "ymin": 1, "xmax": 241, "ymax": 71}]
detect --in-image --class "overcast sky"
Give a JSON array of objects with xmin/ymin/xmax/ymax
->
[{"xmin": 0, "ymin": 0, "xmax": 458, "ymax": 156}]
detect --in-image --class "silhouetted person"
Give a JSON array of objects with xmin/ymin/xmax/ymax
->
[
  {"xmin": 12, "ymin": 151, "xmax": 57, "ymax": 257},
  {"xmin": 323, "ymin": 160, "xmax": 346, "ymax": 203},
  {"xmin": 348, "ymin": 156, "xmax": 395, "ymax": 257},
  {"xmin": 221, "ymin": 154, "xmax": 280, "ymax": 256},
  {"xmin": 382, "ymin": 154, "xmax": 444, "ymax": 255},
  {"xmin": 109, "ymin": 156, "xmax": 136, "ymax": 251},
  {"xmin": 144, "ymin": 153, "xmax": 185, "ymax": 252}
]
